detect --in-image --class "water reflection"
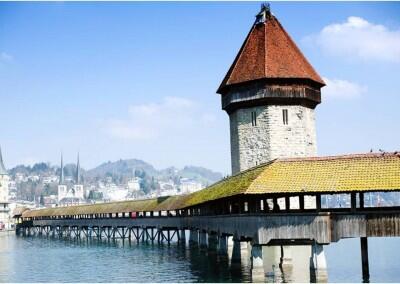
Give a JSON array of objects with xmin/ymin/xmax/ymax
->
[{"xmin": 1, "ymin": 234, "xmax": 400, "ymax": 282}]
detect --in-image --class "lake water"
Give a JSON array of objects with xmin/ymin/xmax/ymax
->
[{"xmin": 0, "ymin": 233, "xmax": 400, "ymax": 282}]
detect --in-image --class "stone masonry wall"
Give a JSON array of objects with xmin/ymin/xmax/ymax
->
[{"xmin": 229, "ymin": 105, "xmax": 317, "ymax": 174}]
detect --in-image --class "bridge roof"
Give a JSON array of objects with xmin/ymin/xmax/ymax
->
[
  {"xmin": 248, "ymin": 152, "xmax": 400, "ymax": 194},
  {"xmin": 22, "ymin": 152, "xmax": 400, "ymax": 218}
]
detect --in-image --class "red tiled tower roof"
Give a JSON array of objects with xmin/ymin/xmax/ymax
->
[{"xmin": 217, "ymin": 6, "xmax": 325, "ymax": 94}]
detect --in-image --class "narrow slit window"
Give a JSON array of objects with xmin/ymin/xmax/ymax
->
[
  {"xmin": 282, "ymin": 109, "xmax": 289, "ymax": 125},
  {"xmin": 251, "ymin": 111, "xmax": 257, "ymax": 126}
]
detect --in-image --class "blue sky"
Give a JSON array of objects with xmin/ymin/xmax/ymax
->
[{"xmin": 0, "ymin": 2, "xmax": 399, "ymax": 174}]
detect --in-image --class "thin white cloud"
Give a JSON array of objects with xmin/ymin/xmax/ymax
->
[
  {"xmin": 322, "ymin": 77, "xmax": 367, "ymax": 99},
  {"xmin": 105, "ymin": 96, "xmax": 215, "ymax": 141},
  {"xmin": 0, "ymin": 52, "xmax": 13, "ymax": 62},
  {"xmin": 306, "ymin": 16, "xmax": 400, "ymax": 63}
]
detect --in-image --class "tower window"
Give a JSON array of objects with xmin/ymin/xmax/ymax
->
[
  {"xmin": 251, "ymin": 111, "xmax": 257, "ymax": 126},
  {"xmin": 282, "ymin": 109, "xmax": 289, "ymax": 125}
]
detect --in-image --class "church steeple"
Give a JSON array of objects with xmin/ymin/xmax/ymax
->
[
  {"xmin": 0, "ymin": 146, "xmax": 7, "ymax": 176},
  {"xmin": 59, "ymin": 153, "xmax": 64, "ymax": 184},
  {"xmin": 76, "ymin": 153, "xmax": 81, "ymax": 184}
]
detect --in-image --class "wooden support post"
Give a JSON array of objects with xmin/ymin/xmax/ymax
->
[
  {"xmin": 360, "ymin": 192, "xmax": 365, "ymax": 209},
  {"xmin": 285, "ymin": 196, "xmax": 290, "ymax": 212},
  {"xmin": 157, "ymin": 229, "xmax": 161, "ymax": 244},
  {"xmin": 218, "ymin": 235, "xmax": 228, "ymax": 255},
  {"xmin": 316, "ymin": 194, "xmax": 322, "ymax": 212},
  {"xmin": 179, "ymin": 229, "xmax": 186, "ymax": 244},
  {"xmin": 141, "ymin": 228, "xmax": 145, "ymax": 242},
  {"xmin": 351, "ymin": 192, "xmax": 357, "ymax": 212},
  {"xmin": 251, "ymin": 245, "xmax": 265, "ymax": 282},
  {"xmin": 361, "ymin": 237, "xmax": 370, "ymax": 283},
  {"xmin": 299, "ymin": 195, "xmax": 305, "ymax": 211},
  {"xmin": 189, "ymin": 229, "xmax": 198, "ymax": 245},
  {"xmin": 310, "ymin": 242, "xmax": 328, "ymax": 282},
  {"xmin": 199, "ymin": 231, "xmax": 207, "ymax": 249},
  {"xmin": 208, "ymin": 232, "xmax": 218, "ymax": 250},
  {"xmin": 231, "ymin": 238, "xmax": 241, "ymax": 263}
]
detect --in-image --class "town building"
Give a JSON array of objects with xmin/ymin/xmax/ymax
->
[
  {"xmin": 179, "ymin": 178, "xmax": 203, "ymax": 194},
  {"xmin": 127, "ymin": 177, "xmax": 141, "ymax": 192},
  {"xmin": 0, "ymin": 146, "xmax": 10, "ymax": 229},
  {"xmin": 57, "ymin": 153, "xmax": 85, "ymax": 205}
]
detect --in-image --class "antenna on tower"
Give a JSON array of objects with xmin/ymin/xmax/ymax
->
[
  {"xmin": 261, "ymin": 2, "xmax": 270, "ymax": 12},
  {"xmin": 255, "ymin": 2, "xmax": 271, "ymax": 24}
]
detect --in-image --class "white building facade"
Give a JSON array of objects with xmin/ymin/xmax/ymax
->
[{"xmin": 58, "ymin": 153, "xmax": 85, "ymax": 205}]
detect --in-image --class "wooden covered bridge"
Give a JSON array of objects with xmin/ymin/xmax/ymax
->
[{"xmin": 15, "ymin": 153, "xmax": 400, "ymax": 282}]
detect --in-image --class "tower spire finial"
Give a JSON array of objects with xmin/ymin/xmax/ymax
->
[{"xmin": 256, "ymin": 2, "xmax": 271, "ymax": 24}]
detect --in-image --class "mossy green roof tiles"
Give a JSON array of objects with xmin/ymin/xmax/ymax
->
[
  {"xmin": 248, "ymin": 153, "xmax": 400, "ymax": 194},
  {"xmin": 183, "ymin": 162, "xmax": 270, "ymax": 207},
  {"xmin": 22, "ymin": 153, "xmax": 400, "ymax": 218}
]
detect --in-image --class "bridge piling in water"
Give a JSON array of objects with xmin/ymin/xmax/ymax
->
[
  {"xmin": 310, "ymin": 242, "xmax": 328, "ymax": 282},
  {"xmin": 231, "ymin": 238, "xmax": 241, "ymax": 262},
  {"xmin": 361, "ymin": 237, "xmax": 370, "ymax": 283},
  {"xmin": 280, "ymin": 246, "xmax": 293, "ymax": 270},
  {"xmin": 208, "ymin": 232, "xmax": 218, "ymax": 250},
  {"xmin": 250, "ymin": 245, "xmax": 265, "ymax": 282},
  {"xmin": 263, "ymin": 245, "xmax": 281, "ymax": 279},
  {"xmin": 179, "ymin": 229, "xmax": 186, "ymax": 243},
  {"xmin": 189, "ymin": 229, "xmax": 198, "ymax": 245},
  {"xmin": 218, "ymin": 234, "xmax": 228, "ymax": 255},
  {"xmin": 199, "ymin": 231, "xmax": 207, "ymax": 249}
]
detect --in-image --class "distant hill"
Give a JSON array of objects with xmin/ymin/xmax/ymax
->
[
  {"xmin": 9, "ymin": 158, "xmax": 223, "ymax": 187},
  {"xmin": 85, "ymin": 159, "xmax": 158, "ymax": 179},
  {"xmin": 86, "ymin": 159, "xmax": 223, "ymax": 186},
  {"xmin": 177, "ymin": 166, "xmax": 223, "ymax": 186}
]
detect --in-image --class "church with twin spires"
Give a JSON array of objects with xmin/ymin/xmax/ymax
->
[{"xmin": 57, "ymin": 153, "xmax": 85, "ymax": 206}]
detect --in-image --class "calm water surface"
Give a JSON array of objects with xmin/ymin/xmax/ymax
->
[{"xmin": 0, "ymin": 233, "xmax": 400, "ymax": 282}]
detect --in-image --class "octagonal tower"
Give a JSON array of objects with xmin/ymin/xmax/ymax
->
[{"xmin": 218, "ymin": 4, "xmax": 325, "ymax": 174}]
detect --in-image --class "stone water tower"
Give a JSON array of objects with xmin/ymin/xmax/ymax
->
[{"xmin": 217, "ymin": 4, "xmax": 325, "ymax": 174}]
